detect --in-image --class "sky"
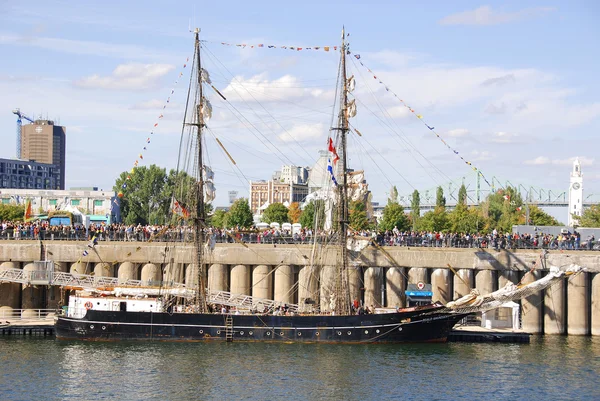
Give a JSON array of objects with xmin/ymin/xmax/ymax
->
[{"xmin": 0, "ymin": 0, "xmax": 598, "ymax": 223}]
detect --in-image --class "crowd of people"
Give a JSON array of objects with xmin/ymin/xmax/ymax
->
[{"xmin": 0, "ymin": 219, "xmax": 597, "ymax": 251}]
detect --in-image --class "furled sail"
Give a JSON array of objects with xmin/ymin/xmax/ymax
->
[
  {"xmin": 347, "ymin": 75, "xmax": 355, "ymax": 93},
  {"xmin": 201, "ymin": 68, "xmax": 212, "ymax": 84},
  {"xmin": 201, "ymin": 98, "xmax": 212, "ymax": 121},
  {"xmin": 347, "ymin": 99, "xmax": 357, "ymax": 118}
]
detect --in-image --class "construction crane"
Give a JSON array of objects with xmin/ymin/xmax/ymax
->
[{"xmin": 12, "ymin": 108, "xmax": 35, "ymax": 159}]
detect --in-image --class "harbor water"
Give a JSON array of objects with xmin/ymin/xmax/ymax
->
[{"xmin": 1, "ymin": 336, "xmax": 598, "ymax": 400}]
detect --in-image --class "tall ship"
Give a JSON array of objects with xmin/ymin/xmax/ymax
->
[{"xmin": 54, "ymin": 29, "xmax": 582, "ymax": 342}]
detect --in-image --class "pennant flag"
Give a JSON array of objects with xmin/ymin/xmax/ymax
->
[
  {"xmin": 417, "ymin": 114, "xmax": 423, "ymax": 119},
  {"xmin": 82, "ymin": 250, "xmax": 89, "ymax": 257},
  {"xmin": 146, "ymin": 138, "xmax": 150, "ymax": 143},
  {"xmin": 154, "ymin": 123, "xmax": 158, "ymax": 127},
  {"xmin": 258, "ymin": 44, "xmax": 264, "ymax": 47},
  {"xmin": 122, "ymin": 183, "xmax": 127, "ymax": 189},
  {"xmin": 354, "ymin": 54, "xmax": 361, "ymax": 59},
  {"xmin": 324, "ymin": 46, "xmax": 330, "ymax": 52},
  {"xmin": 158, "ymin": 114, "xmax": 163, "ymax": 119},
  {"xmin": 139, "ymin": 154, "xmax": 143, "ymax": 160}
]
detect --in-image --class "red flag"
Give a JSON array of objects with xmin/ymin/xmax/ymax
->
[
  {"xmin": 328, "ymin": 138, "xmax": 340, "ymax": 164},
  {"xmin": 24, "ymin": 199, "xmax": 32, "ymax": 221}
]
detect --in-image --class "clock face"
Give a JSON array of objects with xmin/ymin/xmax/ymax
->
[{"xmin": 572, "ymin": 182, "xmax": 581, "ymax": 190}]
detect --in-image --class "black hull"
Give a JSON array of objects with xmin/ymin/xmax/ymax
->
[{"xmin": 55, "ymin": 307, "xmax": 469, "ymax": 343}]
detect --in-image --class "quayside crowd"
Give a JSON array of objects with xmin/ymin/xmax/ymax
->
[{"xmin": 0, "ymin": 220, "xmax": 597, "ymax": 251}]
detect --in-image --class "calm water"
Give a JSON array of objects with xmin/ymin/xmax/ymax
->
[{"xmin": 1, "ymin": 336, "xmax": 599, "ymax": 401}]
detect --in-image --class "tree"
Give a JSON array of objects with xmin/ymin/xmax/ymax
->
[
  {"xmin": 410, "ymin": 190, "xmax": 420, "ymax": 230},
  {"xmin": 524, "ymin": 205, "xmax": 561, "ymax": 226},
  {"xmin": 448, "ymin": 204, "xmax": 483, "ymax": 233},
  {"xmin": 480, "ymin": 187, "xmax": 523, "ymax": 233},
  {"xmin": 287, "ymin": 202, "xmax": 301, "ymax": 224},
  {"xmin": 211, "ymin": 209, "xmax": 228, "ymax": 228},
  {"xmin": 436, "ymin": 186, "xmax": 446, "ymax": 208},
  {"xmin": 458, "ymin": 184, "xmax": 467, "ymax": 206},
  {"xmin": 0, "ymin": 204, "xmax": 25, "ymax": 221},
  {"xmin": 417, "ymin": 206, "xmax": 449, "ymax": 232},
  {"xmin": 349, "ymin": 200, "xmax": 370, "ymax": 231},
  {"xmin": 388, "ymin": 185, "xmax": 399, "ymax": 204},
  {"xmin": 379, "ymin": 202, "xmax": 409, "ymax": 231},
  {"xmin": 227, "ymin": 198, "xmax": 253, "ymax": 228},
  {"xmin": 299, "ymin": 200, "xmax": 326, "ymax": 230},
  {"xmin": 576, "ymin": 204, "xmax": 600, "ymax": 227},
  {"xmin": 262, "ymin": 202, "xmax": 289, "ymax": 224}
]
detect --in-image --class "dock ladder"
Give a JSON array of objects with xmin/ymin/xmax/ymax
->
[{"xmin": 225, "ymin": 314, "xmax": 233, "ymax": 342}]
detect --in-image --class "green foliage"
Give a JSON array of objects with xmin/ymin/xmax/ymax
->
[
  {"xmin": 479, "ymin": 187, "xmax": 523, "ymax": 233},
  {"xmin": 299, "ymin": 200, "xmax": 325, "ymax": 230},
  {"xmin": 417, "ymin": 206, "xmax": 449, "ymax": 232},
  {"xmin": 448, "ymin": 204, "xmax": 483, "ymax": 233},
  {"xmin": 526, "ymin": 205, "xmax": 561, "ymax": 226},
  {"xmin": 210, "ymin": 209, "xmax": 228, "ymax": 228},
  {"xmin": 436, "ymin": 186, "xmax": 446, "ymax": 208},
  {"xmin": 0, "ymin": 204, "xmax": 25, "ymax": 221},
  {"xmin": 388, "ymin": 185, "xmax": 399, "ymax": 204},
  {"xmin": 379, "ymin": 201, "xmax": 409, "ymax": 231},
  {"xmin": 411, "ymin": 190, "xmax": 420, "ymax": 230},
  {"xmin": 262, "ymin": 202, "xmax": 289, "ymax": 224},
  {"xmin": 287, "ymin": 202, "xmax": 301, "ymax": 224},
  {"xmin": 227, "ymin": 198, "xmax": 253, "ymax": 228},
  {"xmin": 349, "ymin": 200, "xmax": 370, "ymax": 231},
  {"xmin": 576, "ymin": 204, "xmax": 600, "ymax": 227},
  {"xmin": 458, "ymin": 184, "xmax": 467, "ymax": 206}
]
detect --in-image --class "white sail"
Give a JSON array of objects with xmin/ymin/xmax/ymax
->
[
  {"xmin": 347, "ymin": 99, "xmax": 357, "ymax": 118},
  {"xmin": 201, "ymin": 68, "xmax": 212, "ymax": 84},
  {"xmin": 347, "ymin": 75, "xmax": 356, "ymax": 93},
  {"xmin": 204, "ymin": 181, "xmax": 216, "ymax": 202},
  {"xmin": 203, "ymin": 165, "xmax": 215, "ymax": 181},
  {"xmin": 201, "ymin": 98, "xmax": 212, "ymax": 121}
]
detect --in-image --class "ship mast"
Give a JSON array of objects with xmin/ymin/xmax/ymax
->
[
  {"xmin": 334, "ymin": 27, "xmax": 351, "ymax": 315},
  {"xmin": 193, "ymin": 28, "xmax": 208, "ymax": 313}
]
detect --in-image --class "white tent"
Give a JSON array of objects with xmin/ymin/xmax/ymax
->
[{"xmin": 481, "ymin": 302, "xmax": 520, "ymax": 330}]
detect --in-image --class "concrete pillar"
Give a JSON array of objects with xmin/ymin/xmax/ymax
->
[
  {"xmin": 386, "ymin": 267, "xmax": 406, "ymax": 308},
  {"xmin": 498, "ymin": 270, "xmax": 519, "ymax": 289},
  {"xmin": 298, "ymin": 265, "xmax": 319, "ymax": 312},
  {"xmin": 0, "ymin": 262, "xmax": 21, "ymax": 311},
  {"xmin": 592, "ymin": 273, "xmax": 600, "ymax": 336},
  {"xmin": 117, "ymin": 262, "xmax": 138, "ymax": 283},
  {"xmin": 94, "ymin": 262, "xmax": 114, "ymax": 278},
  {"xmin": 252, "ymin": 265, "xmax": 272, "ymax": 300},
  {"xmin": 230, "ymin": 264, "xmax": 251, "ymax": 296},
  {"xmin": 431, "ymin": 268, "xmax": 452, "ymax": 304},
  {"xmin": 274, "ymin": 265, "xmax": 295, "ymax": 304},
  {"xmin": 208, "ymin": 264, "xmax": 228, "ymax": 292},
  {"xmin": 567, "ymin": 272, "xmax": 589, "ymax": 335},
  {"xmin": 520, "ymin": 270, "xmax": 543, "ymax": 334},
  {"xmin": 162, "ymin": 262, "xmax": 184, "ymax": 285},
  {"xmin": 475, "ymin": 270, "xmax": 496, "ymax": 296},
  {"xmin": 70, "ymin": 262, "xmax": 89, "ymax": 275},
  {"xmin": 22, "ymin": 263, "xmax": 43, "ymax": 316},
  {"xmin": 453, "ymin": 269, "xmax": 473, "ymax": 300},
  {"xmin": 544, "ymin": 274, "xmax": 566, "ymax": 334},
  {"xmin": 319, "ymin": 265, "xmax": 336, "ymax": 313},
  {"xmin": 47, "ymin": 261, "xmax": 68, "ymax": 309},
  {"xmin": 408, "ymin": 267, "xmax": 428, "ymax": 285},
  {"xmin": 364, "ymin": 267, "xmax": 383, "ymax": 308},
  {"xmin": 348, "ymin": 266, "xmax": 362, "ymax": 305},
  {"xmin": 141, "ymin": 263, "xmax": 161, "ymax": 283},
  {"xmin": 185, "ymin": 264, "xmax": 198, "ymax": 288}
]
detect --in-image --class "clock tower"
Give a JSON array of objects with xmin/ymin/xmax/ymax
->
[{"xmin": 568, "ymin": 157, "xmax": 583, "ymax": 227}]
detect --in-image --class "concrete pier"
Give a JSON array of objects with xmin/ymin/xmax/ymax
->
[
  {"xmin": 592, "ymin": 273, "xmax": 600, "ymax": 336},
  {"xmin": 208, "ymin": 263, "xmax": 228, "ymax": 292},
  {"xmin": 567, "ymin": 272, "xmax": 589, "ymax": 335},
  {"xmin": 454, "ymin": 269, "xmax": 473, "ymax": 299},
  {"xmin": 274, "ymin": 265, "xmax": 295, "ymax": 304},
  {"xmin": 0, "ymin": 262, "xmax": 21, "ymax": 311},
  {"xmin": 117, "ymin": 262, "xmax": 138, "ymax": 282},
  {"xmin": 320, "ymin": 265, "xmax": 336, "ymax": 312},
  {"xmin": 141, "ymin": 263, "xmax": 161, "ymax": 283},
  {"xmin": 521, "ymin": 270, "xmax": 543, "ymax": 334},
  {"xmin": 364, "ymin": 267, "xmax": 383, "ymax": 308},
  {"xmin": 431, "ymin": 268, "xmax": 452, "ymax": 304},
  {"xmin": 230, "ymin": 264, "xmax": 250, "ymax": 296},
  {"xmin": 475, "ymin": 269, "xmax": 496, "ymax": 296},
  {"xmin": 408, "ymin": 267, "xmax": 428, "ymax": 285},
  {"xmin": 386, "ymin": 267, "xmax": 406, "ymax": 308},
  {"xmin": 94, "ymin": 262, "xmax": 113, "ymax": 278},
  {"xmin": 298, "ymin": 265, "xmax": 319, "ymax": 311},
  {"xmin": 252, "ymin": 265, "xmax": 272, "ymax": 300},
  {"xmin": 544, "ymin": 276, "xmax": 566, "ymax": 334},
  {"xmin": 21, "ymin": 263, "xmax": 43, "ymax": 317},
  {"xmin": 498, "ymin": 270, "xmax": 519, "ymax": 289},
  {"xmin": 348, "ymin": 266, "xmax": 362, "ymax": 306}
]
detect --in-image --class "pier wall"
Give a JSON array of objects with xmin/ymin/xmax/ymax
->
[{"xmin": 1, "ymin": 241, "xmax": 599, "ymax": 336}]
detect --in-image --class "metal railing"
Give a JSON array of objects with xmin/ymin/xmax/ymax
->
[{"xmin": 0, "ymin": 309, "xmax": 58, "ymax": 321}]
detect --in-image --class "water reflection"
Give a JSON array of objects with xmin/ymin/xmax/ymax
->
[{"xmin": 0, "ymin": 337, "xmax": 598, "ymax": 401}]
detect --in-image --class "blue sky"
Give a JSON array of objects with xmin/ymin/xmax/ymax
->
[{"xmin": 0, "ymin": 1, "xmax": 598, "ymax": 222}]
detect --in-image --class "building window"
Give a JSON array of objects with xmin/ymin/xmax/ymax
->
[
  {"xmin": 94, "ymin": 200, "xmax": 102, "ymax": 207},
  {"xmin": 49, "ymin": 199, "xmax": 57, "ymax": 206},
  {"xmin": 71, "ymin": 199, "xmax": 81, "ymax": 206}
]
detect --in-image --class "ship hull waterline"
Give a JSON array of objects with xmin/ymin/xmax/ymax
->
[{"xmin": 55, "ymin": 309, "xmax": 470, "ymax": 343}]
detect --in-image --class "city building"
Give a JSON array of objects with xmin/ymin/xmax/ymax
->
[
  {"xmin": 0, "ymin": 158, "xmax": 61, "ymax": 190},
  {"xmin": 249, "ymin": 180, "xmax": 309, "ymax": 215},
  {"xmin": 568, "ymin": 157, "xmax": 583, "ymax": 227},
  {"xmin": 0, "ymin": 187, "xmax": 120, "ymax": 224},
  {"xmin": 21, "ymin": 119, "xmax": 66, "ymax": 189},
  {"xmin": 276, "ymin": 165, "xmax": 309, "ymax": 184}
]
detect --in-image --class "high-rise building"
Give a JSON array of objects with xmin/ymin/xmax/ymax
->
[
  {"xmin": 249, "ymin": 180, "xmax": 309, "ymax": 215},
  {"xmin": 20, "ymin": 119, "xmax": 66, "ymax": 189}
]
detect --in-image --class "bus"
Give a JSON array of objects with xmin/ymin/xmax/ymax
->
[{"xmin": 48, "ymin": 211, "xmax": 84, "ymax": 227}]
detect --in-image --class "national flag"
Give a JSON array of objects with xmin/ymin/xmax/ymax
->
[
  {"xmin": 24, "ymin": 199, "xmax": 32, "ymax": 221},
  {"xmin": 327, "ymin": 138, "xmax": 340, "ymax": 165},
  {"xmin": 172, "ymin": 199, "xmax": 190, "ymax": 219},
  {"xmin": 327, "ymin": 159, "xmax": 338, "ymax": 187}
]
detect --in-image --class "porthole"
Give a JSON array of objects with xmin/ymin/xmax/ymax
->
[
  {"xmin": 266, "ymin": 331, "xmax": 271, "ymax": 336},
  {"xmin": 279, "ymin": 332, "xmax": 284, "ymax": 336},
  {"xmin": 337, "ymin": 331, "xmax": 342, "ymax": 336},
  {"xmin": 199, "ymin": 330, "xmax": 204, "ymax": 334},
  {"xmin": 347, "ymin": 331, "xmax": 351, "ymax": 335},
  {"xmin": 364, "ymin": 330, "xmax": 369, "ymax": 334},
  {"xmin": 398, "ymin": 327, "xmax": 403, "ymax": 331},
  {"xmin": 249, "ymin": 331, "xmax": 253, "ymax": 335},
  {"xmin": 240, "ymin": 331, "xmax": 244, "ymax": 335},
  {"xmin": 90, "ymin": 325, "xmax": 95, "ymax": 329},
  {"xmin": 315, "ymin": 332, "xmax": 320, "ymax": 336},
  {"xmin": 298, "ymin": 332, "xmax": 302, "ymax": 336},
  {"xmin": 217, "ymin": 330, "xmax": 221, "ymax": 334},
  {"xmin": 102, "ymin": 326, "xmax": 106, "ymax": 330},
  {"xmin": 376, "ymin": 329, "xmax": 380, "ymax": 334}
]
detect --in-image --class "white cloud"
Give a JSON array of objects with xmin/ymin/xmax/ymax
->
[
  {"xmin": 74, "ymin": 63, "xmax": 174, "ymax": 90},
  {"xmin": 490, "ymin": 131, "xmax": 519, "ymax": 143},
  {"xmin": 386, "ymin": 105, "xmax": 411, "ymax": 119},
  {"xmin": 439, "ymin": 6, "xmax": 556, "ymax": 26},
  {"xmin": 447, "ymin": 128, "xmax": 470, "ymax": 137},
  {"xmin": 278, "ymin": 123, "xmax": 325, "ymax": 143},
  {"xmin": 129, "ymin": 99, "xmax": 166, "ymax": 110},
  {"xmin": 524, "ymin": 156, "xmax": 551, "ymax": 165},
  {"xmin": 470, "ymin": 150, "xmax": 493, "ymax": 161},
  {"xmin": 481, "ymin": 74, "xmax": 516, "ymax": 86},
  {"xmin": 222, "ymin": 73, "xmax": 327, "ymax": 103}
]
